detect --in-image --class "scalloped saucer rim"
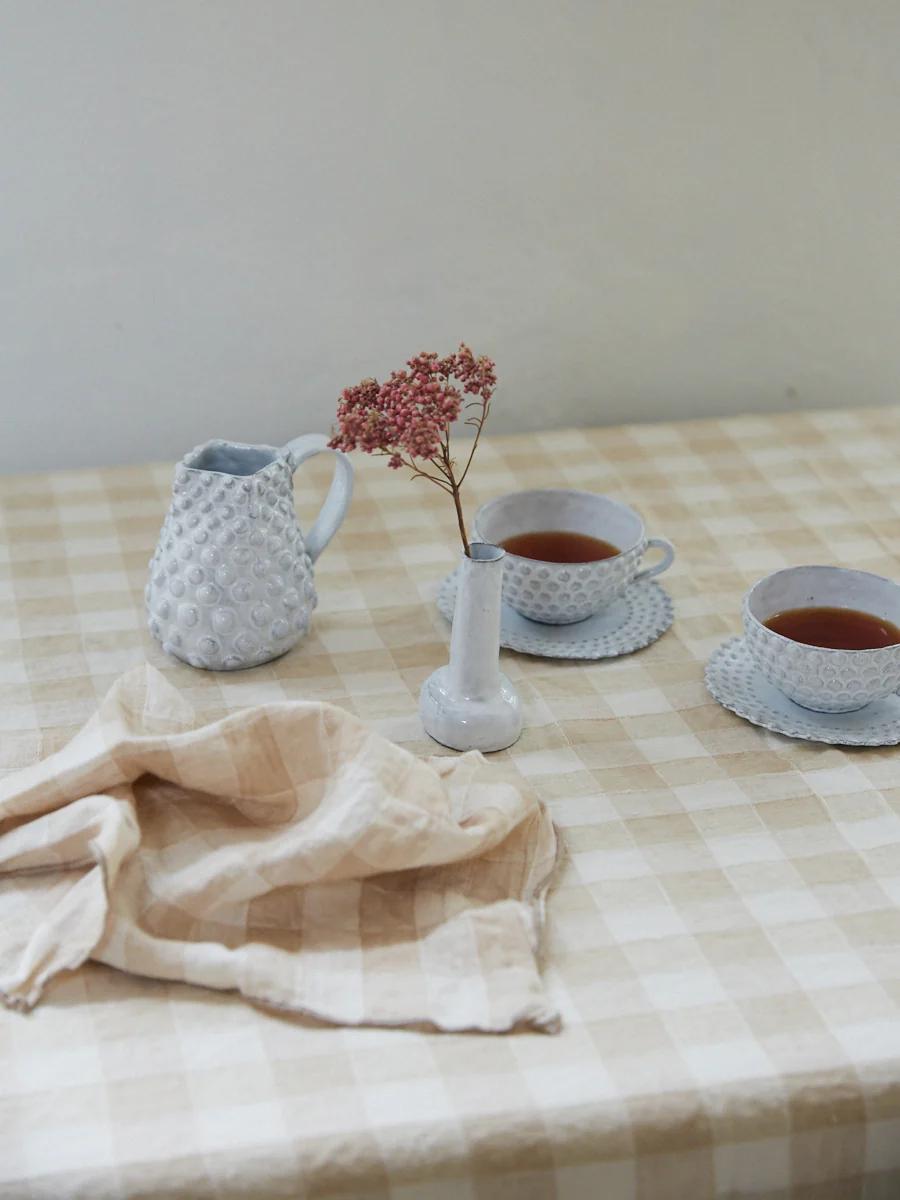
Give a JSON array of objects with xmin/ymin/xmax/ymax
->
[
  {"xmin": 436, "ymin": 571, "xmax": 673, "ymax": 660},
  {"xmin": 705, "ymin": 636, "xmax": 900, "ymax": 746}
]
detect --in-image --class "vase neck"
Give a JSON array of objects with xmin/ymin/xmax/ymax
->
[{"xmin": 448, "ymin": 543, "xmax": 504, "ymax": 699}]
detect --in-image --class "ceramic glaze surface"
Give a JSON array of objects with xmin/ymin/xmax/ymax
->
[
  {"xmin": 707, "ymin": 637, "xmax": 900, "ymax": 746},
  {"xmin": 146, "ymin": 435, "xmax": 352, "ymax": 670},
  {"xmin": 474, "ymin": 489, "xmax": 674, "ymax": 624},
  {"xmin": 499, "ymin": 542, "xmax": 648, "ymax": 624},
  {"xmin": 436, "ymin": 571, "xmax": 673, "ymax": 660},
  {"xmin": 420, "ymin": 544, "xmax": 522, "ymax": 752},
  {"xmin": 742, "ymin": 565, "xmax": 900, "ymax": 713}
]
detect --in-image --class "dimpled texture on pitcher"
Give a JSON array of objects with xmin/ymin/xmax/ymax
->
[{"xmin": 145, "ymin": 448, "xmax": 316, "ymax": 670}]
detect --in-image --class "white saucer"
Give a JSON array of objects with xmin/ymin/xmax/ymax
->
[
  {"xmin": 436, "ymin": 572, "xmax": 673, "ymax": 660},
  {"xmin": 706, "ymin": 637, "xmax": 900, "ymax": 746}
]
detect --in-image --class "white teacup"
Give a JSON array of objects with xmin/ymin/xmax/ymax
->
[
  {"xmin": 473, "ymin": 489, "xmax": 675, "ymax": 625},
  {"xmin": 743, "ymin": 565, "xmax": 900, "ymax": 713}
]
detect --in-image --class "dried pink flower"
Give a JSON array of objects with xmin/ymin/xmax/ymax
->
[{"xmin": 329, "ymin": 344, "xmax": 496, "ymax": 553}]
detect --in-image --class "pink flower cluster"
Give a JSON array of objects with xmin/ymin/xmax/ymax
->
[{"xmin": 329, "ymin": 344, "xmax": 496, "ymax": 468}]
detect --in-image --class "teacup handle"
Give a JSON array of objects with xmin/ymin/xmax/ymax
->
[
  {"xmin": 634, "ymin": 536, "xmax": 675, "ymax": 583},
  {"xmin": 282, "ymin": 434, "xmax": 354, "ymax": 562}
]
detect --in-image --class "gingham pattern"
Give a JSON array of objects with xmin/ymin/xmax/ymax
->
[
  {"xmin": 0, "ymin": 664, "xmax": 558, "ymax": 1032},
  {"xmin": 2, "ymin": 407, "xmax": 900, "ymax": 1199}
]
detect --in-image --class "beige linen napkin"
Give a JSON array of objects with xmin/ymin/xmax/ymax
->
[{"xmin": 0, "ymin": 666, "xmax": 559, "ymax": 1033}]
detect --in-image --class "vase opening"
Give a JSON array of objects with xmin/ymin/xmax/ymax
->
[
  {"xmin": 186, "ymin": 442, "xmax": 278, "ymax": 477},
  {"xmin": 468, "ymin": 541, "xmax": 505, "ymax": 562}
]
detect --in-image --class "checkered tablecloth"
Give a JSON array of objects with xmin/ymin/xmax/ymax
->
[{"xmin": 2, "ymin": 407, "xmax": 900, "ymax": 1199}]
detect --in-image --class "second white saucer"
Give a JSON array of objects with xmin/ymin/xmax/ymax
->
[{"xmin": 706, "ymin": 636, "xmax": 900, "ymax": 746}]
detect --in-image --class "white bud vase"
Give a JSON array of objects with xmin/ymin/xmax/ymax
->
[{"xmin": 420, "ymin": 542, "xmax": 523, "ymax": 753}]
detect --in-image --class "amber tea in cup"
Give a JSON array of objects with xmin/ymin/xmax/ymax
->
[
  {"xmin": 764, "ymin": 605, "xmax": 900, "ymax": 651},
  {"xmin": 743, "ymin": 565, "xmax": 900, "ymax": 712},
  {"xmin": 473, "ymin": 489, "xmax": 675, "ymax": 624},
  {"xmin": 499, "ymin": 530, "xmax": 620, "ymax": 563}
]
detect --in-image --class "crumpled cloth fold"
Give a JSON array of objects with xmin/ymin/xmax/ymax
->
[{"xmin": 0, "ymin": 666, "xmax": 559, "ymax": 1032}]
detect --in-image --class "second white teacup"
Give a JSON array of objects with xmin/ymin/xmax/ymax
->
[
  {"xmin": 743, "ymin": 565, "xmax": 900, "ymax": 713},
  {"xmin": 473, "ymin": 489, "xmax": 675, "ymax": 625}
]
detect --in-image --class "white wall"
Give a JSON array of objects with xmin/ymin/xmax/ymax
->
[{"xmin": 2, "ymin": 0, "xmax": 899, "ymax": 472}]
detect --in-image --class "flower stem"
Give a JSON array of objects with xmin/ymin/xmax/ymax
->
[
  {"xmin": 457, "ymin": 396, "xmax": 489, "ymax": 488},
  {"xmin": 440, "ymin": 438, "xmax": 470, "ymax": 556},
  {"xmin": 450, "ymin": 478, "xmax": 470, "ymax": 556}
]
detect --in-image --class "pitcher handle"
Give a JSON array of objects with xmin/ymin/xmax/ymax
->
[
  {"xmin": 633, "ymin": 536, "xmax": 675, "ymax": 583},
  {"xmin": 282, "ymin": 434, "xmax": 354, "ymax": 563}
]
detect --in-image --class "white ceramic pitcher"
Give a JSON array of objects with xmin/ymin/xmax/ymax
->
[{"xmin": 146, "ymin": 434, "xmax": 353, "ymax": 670}]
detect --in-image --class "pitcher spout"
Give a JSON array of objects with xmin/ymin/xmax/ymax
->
[{"xmin": 182, "ymin": 439, "xmax": 283, "ymax": 479}]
